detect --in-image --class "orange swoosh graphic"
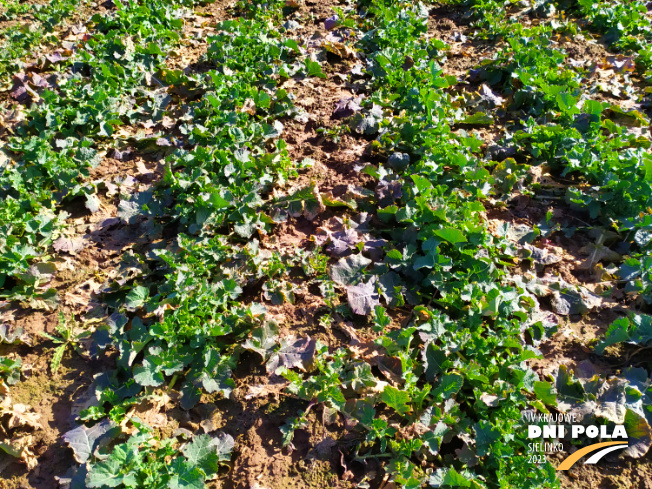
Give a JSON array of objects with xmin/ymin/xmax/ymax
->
[{"xmin": 557, "ymin": 441, "xmax": 628, "ymax": 471}]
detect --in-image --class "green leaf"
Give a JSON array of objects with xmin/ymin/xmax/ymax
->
[
  {"xmin": 433, "ymin": 227, "xmax": 467, "ymax": 245},
  {"xmin": 304, "ymin": 59, "xmax": 326, "ymax": 78},
  {"xmin": 168, "ymin": 460, "xmax": 205, "ymax": 489},
  {"xmin": 284, "ymin": 39, "xmax": 300, "ymax": 52},
  {"xmin": 86, "ymin": 457, "xmax": 124, "ymax": 488},
  {"xmin": 556, "ymin": 92, "xmax": 579, "ymax": 115},
  {"xmin": 411, "ymin": 174, "xmax": 432, "ymax": 194},
  {"xmin": 51, "ymin": 344, "xmax": 66, "ymax": 374},
  {"xmin": 474, "ymin": 420, "xmax": 500, "ymax": 456},
  {"xmin": 533, "ymin": 381, "xmax": 557, "ymax": 406},
  {"xmin": 133, "ymin": 357, "xmax": 164, "ymax": 387},
  {"xmin": 381, "ymin": 385, "xmax": 411, "ymax": 415},
  {"xmin": 125, "ymin": 286, "xmax": 149, "ymax": 310},
  {"xmin": 430, "ymin": 468, "xmax": 472, "ymax": 487},
  {"xmin": 436, "ymin": 373, "xmax": 464, "ymax": 400},
  {"xmin": 644, "ymin": 155, "xmax": 652, "ymax": 181},
  {"xmin": 423, "ymin": 343, "xmax": 448, "ymax": 382},
  {"xmin": 182, "ymin": 435, "xmax": 219, "ymax": 477},
  {"xmin": 595, "ymin": 315, "xmax": 652, "ymax": 354},
  {"xmin": 459, "ymin": 112, "xmax": 493, "ymax": 125}
]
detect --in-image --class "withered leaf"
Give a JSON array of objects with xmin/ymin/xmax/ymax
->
[
  {"xmin": 53, "ymin": 236, "xmax": 86, "ymax": 255},
  {"xmin": 346, "ymin": 278, "xmax": 380, "ymax": 315},
  {"xmin": 266, "ymin": 336, "xmax": 316, "ymax": 374}
]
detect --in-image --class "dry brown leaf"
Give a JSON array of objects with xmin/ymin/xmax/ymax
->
[
  {"xmin": 324, "ymin": 40, "xmax": 356, "ymax": 59},
  {"xmin": 0, "ymin": 397, "xmax": 42, "ymax": 430},
  {"xmin": 0, "ymin": 434, "xmax": 38, "ymax": 469},
  {"xmin": 53, "ymin": 236, "xmax": 86, "ymax": 255},
  {"xmin": 239, "ymin": 98, "xmax": 256, "ymax": 115},
  {"xmin": 601, "ymin": 55, "xmax": 636, "ymax": 73},
  {"xmin": 244, "ymin": 377, "xmax": 289, "ymax": 400}
]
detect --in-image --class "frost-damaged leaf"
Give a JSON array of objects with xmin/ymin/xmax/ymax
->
[
  {"xmin": 579, "ymin": 242, "xmax": 621, "ymax": 269},
  {"xmin": 494, "ymin": 222, "xmax": 535, "ymax": 244},
  {"xmin": 0, "ymin": 435, "xmax": 38, "ymax": 469},
  {"xmin": 455, "ymin": 443, "xmax": 479, "ymax": 467},
  {"xmin": 242, "ymin": 321, "xmax": 279, "ymax": 361},
  {"xmin": 117, "ymin": 200, "xmax": 141, "ymax": 223},
  {"xmin": 117, "ymin": 191, "xmax": 153, "ymax": 224},
  {"xmin": 378, "ymin": 271, "xmax": 405, "ymax": 307},
  {"xmin": 623, "ymin": 409, "xmax": 652, "ymax": 458},
  {"xmin": 387, "ymin": 152, "xmax": 410, "ymax": 171},
  {"xmin": 85, "ymin": 193, "xmax": 101, "ymax": 213},
  {"xmin": 263, "ymin": 120, "xmax": 284, "ymax": 139},
  {"xmin": 522, "ymin": 309, "xmax": 559, "ymax": 346},
  {"xmin": 634, "ymin": 228, "xmax": 652, "ymax": 247},
  {"xmin": 478, "ymin": 84, "xmax": 505, "ymax": 107},
  {"xmin": 602, "ymin": 55, "xmax": 636, "ymax": 73},
  {"xmin": 63, "ymin": 419, "xmax": 117, "ymax": 463},
  {"xmin": 266, "ymin": 336, "xmax": 316, "ymax": 374},
  {"xmin": 27, "ymin": 288, "xmax": 59, "ymax": 311},
  {"xmin": 53, "ymin": 236, "xmax": 86, "ymax": 255},
  {"xmin": 549, "ymin": 281, "xmax": 602, "ymax": 315},
  {"xmin": 273, "ymin": 183, "xmax": 325, "ymax": 221},
  {"xmin": 324, "ymin": 14, "xmax": 339, "ymax": 30},
  {"xmin": 352, "ymin": 115, "xmax": 379, "ymax": 135},
  {"xmin": 330, "ymin": 254, "xmax": 371, "ymax": 286},
  {"xmin": 327, "ymin": 228, "xmax": 361, "ymax": 256},
  {"xmin": 245, "ymin": 377, "xmax": 289, "ymax": 400},
  {"xmin": 262, "ymin": 280, "xmax": 296, "ymax": 305},
  {"xmin": 0, "ymin": 325, "xmax": 28, "ymax": 345},
  {"xmin": 19, "ymin": 262, "xmax": 57, "ymax": 285},
  {"xmin": 522, "ymin": 243, "xmax": 562, "ymax": 265},
  {"xmin": 332, "ymin": 97, "xmax": 362, "ymax": 119},
  {"xmin": 376, "ymin": 179, "xmax": 403, "ymax": 205},
  {"xmin": 346, "ymin": 278, "xmax": 380, "ymax": 315},
  {"xmin": 555, "ymin": 365, "xmax": 586, "ymax": 412},
  {"xmin": 0, "ymin": 397, "xmax": 42, "ymax": 430}
]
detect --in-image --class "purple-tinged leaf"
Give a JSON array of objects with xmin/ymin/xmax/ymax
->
[
  {"xmin": 347, "ymin": 278, "xmax": 380, "ymax": 315},
  {"xmin": 266, "ymin": 336, "xmax": 317, "ymax": 374}
]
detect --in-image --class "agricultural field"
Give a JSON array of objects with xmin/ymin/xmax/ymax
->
[{"xmin": 0, "ymin": 0, "xmax": 652, "ymax": 487}]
